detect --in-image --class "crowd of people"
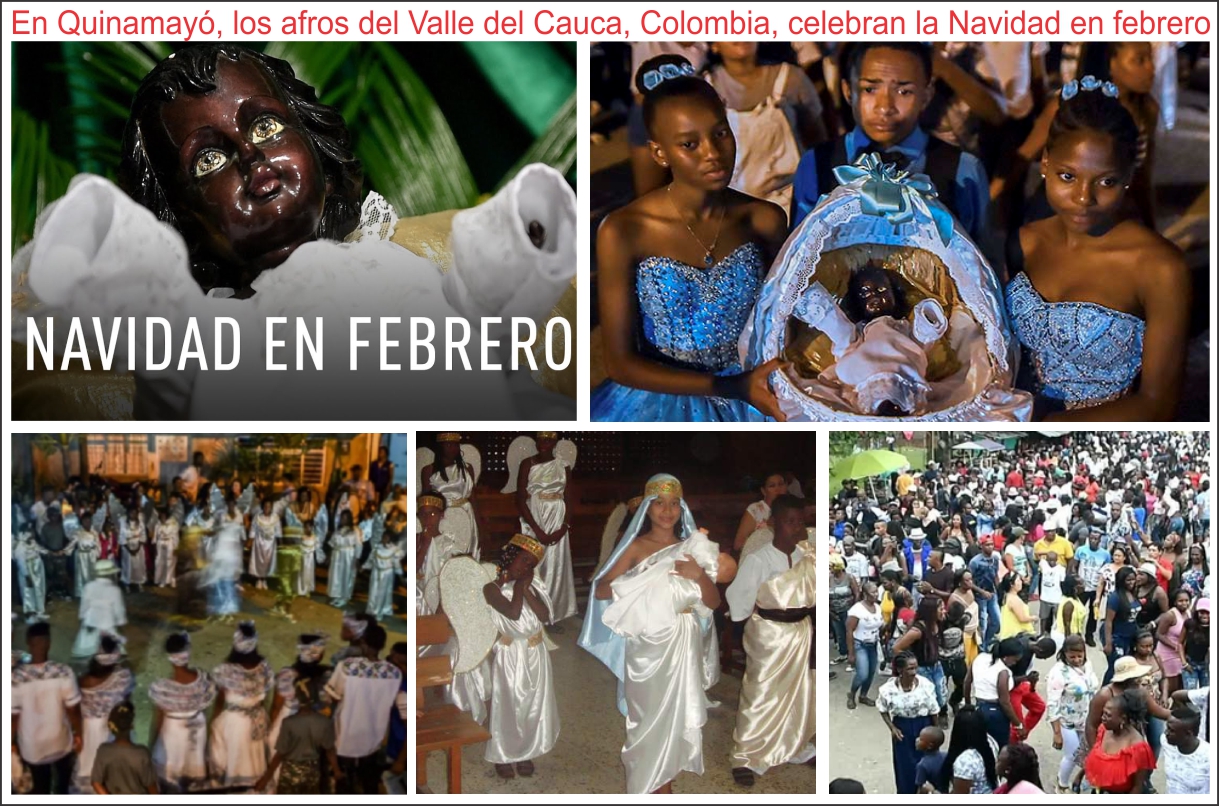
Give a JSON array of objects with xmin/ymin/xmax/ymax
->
[
  {"xmin": 827, "ymin": 431, "xmax": 1210, "ymax": 794},
  {"xmin": 10, "ymin": 443, "xmax": 411, "ymax": 795},
  {"xmin": 591, "ymin": 40, "xmax": 1202, "ymax": 421},
  {"xmin": 11, "ymin": 614, "xmax": 407, "ymax": 796},
  {"xmin": 418, "ymin": 433, "xmax": 816, "ymax": 793},
  {"xmin": 12, "ymin": 448, "xmax": 409, "ymax": 633}
]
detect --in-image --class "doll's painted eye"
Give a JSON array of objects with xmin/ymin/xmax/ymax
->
[
  {"xmin": 192, "ymin": 148, "xmax": 229, "ymax": 178},
  {"xmin": 249, "ymin": 114, "xmax": 285, "ymax": 144}
]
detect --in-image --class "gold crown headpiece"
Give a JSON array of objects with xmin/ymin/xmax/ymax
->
[
  {"xmin": 436, "ymin": 433, "xmax": 462, "ymax": 443},
  {"xmin": 418, "ymin": 494, "xmax": 445, "ymax": 511},
  {"xmin": 508, "ymin": 533, "xmax": 546, "ymax": 562},
  {"xmin": 536, "ymin": 431, "xmax": 559, "ymax": 439},
  {"xmin": 644, "ymin": 478, "xmax": 683, "ymax": 499}
]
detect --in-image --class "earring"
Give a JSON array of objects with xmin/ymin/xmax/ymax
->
[
  {"xmin": 1123, "ymin": 184, "xmax": 1130, "ymax": 189},
  {"xmin": 660, "ymin": 160, "xmax": 669, "ymax": 167}
]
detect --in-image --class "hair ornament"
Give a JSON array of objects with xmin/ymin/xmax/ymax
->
[
  {"xmin": 1061, "ymin": 75, "xmax": 1119, "ymax": 102},
  {"xmin": 641, "ymin": 61, "xmax": 696, "ymax": 92}
]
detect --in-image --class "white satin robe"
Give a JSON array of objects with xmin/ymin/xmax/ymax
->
[
  {"xmin": 728, "ymin": 541, "xmax": 816, "ymax": 774},
  {"xmin": 602, "ymin": 533, "xmax": 720, "ymax": 794},
  {"xmin": 484, "ymin": 578, "xmax": 559, "ymax": 763},
  {"xmin": 430, "ymin": 466, "xmax": 478, "ymax": 558},
  {"xmin": 520, "ymin": 458, "xmax": 577, "ymax": 624}
]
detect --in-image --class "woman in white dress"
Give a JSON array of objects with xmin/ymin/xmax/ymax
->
[
  {"xmin": 154, "ymin": 508, "xmax": 181, "ymax": 588},
  {"xmin": 422, "ymin": 434, "xmax": 479, "ymax": 557},
  {"xmin": 209, "ymin": 622, "xmax": 274, "ymax": 790},
  {"xmin": 364, "ymin": 532, "xmax": 404, "ymax": 619},
  {"xmin": 149, "ymin": 633, "xmax": 217, "ymax": 793},
  {"xmin": 327, "ymin": 510, "xmax": 363, "ymax": 608},
  {"xmin": 248, "ymin": 499, "xmax": 280, "ymax": 591},
  {"xmin": 73, "ymin": 635, "xmax": 136, "ymax": 793},
  {"xmin": 484, "ymin": 533, "xmax": 559, "ymax": 779},
  {"xmin": 580, "ymin": 474, "xmax": 726, "ymax": 794},
  {"xmin": 297, "ymin": 523, "xmax": 324, "ymax": 596},
  {"xmin": 64, "ymin": 509, "xmax": 102, "ymax": 597},
  {"xmin": 416, "ymin": 495, "xmax": 460, "ymax": 616},
  {"xmin": 120, "ymin": 509, "xmax": 147, "ymax": 592},
  {"xmin": 516, "ymin": 432, "xmax": 577, "ymax": 625},
  {"xmin": 733, "ymin": 471, "xmax": 788, "ymax": 552},
  {"xmin": 267, "ymin": 635, "xmax": 329, "ymax": 792}
]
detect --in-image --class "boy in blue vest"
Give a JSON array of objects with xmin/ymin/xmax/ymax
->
[{"xmin": 791, "ymin": 43, "xmax": 990, "ymax": 258}]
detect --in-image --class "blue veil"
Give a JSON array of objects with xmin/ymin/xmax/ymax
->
[{"xmin": 578, "ymin": 473, "xmax": 699, "ymax": 694}]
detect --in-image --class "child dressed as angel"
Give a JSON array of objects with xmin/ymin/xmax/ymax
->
[
  {"xmin": 482, "ymin": 534, "xmax": 559, "ymax": 780},
  {"xmin": 793, "ymin": 263, "xmax": 948, "ymax": 416}
]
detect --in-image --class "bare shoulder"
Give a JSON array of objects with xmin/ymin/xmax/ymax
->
[
  {"xmin": 1121, "ymin": 222, "xmax": 1188, "ymax": 288},
  {"xmin": 739, "ymin": 193, "xmax": 789, "ymax": 240}
]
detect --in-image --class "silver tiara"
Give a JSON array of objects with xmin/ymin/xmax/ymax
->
[{"xmin": 642, "ymin": 62, "xmax": 696, "ymax": 92}]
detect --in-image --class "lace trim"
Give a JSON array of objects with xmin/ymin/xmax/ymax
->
[{"xmin": 345, "ymin": 191, "xmax": 398, "ymax": 243}]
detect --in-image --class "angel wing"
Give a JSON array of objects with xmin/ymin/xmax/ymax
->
[
  {"xmin": 440, "ymin": 507, "xmax": 475, "ymax": 556},
  {"xmin": 209, "ymin": 484, "xmax": 226, "ymax": 514},
  {"xmin": 594, "ymin": 502, "xmax": 629, "ymax": 577},
  {"xmin": 555, "ymin": 439, "xmax": 578, "ymax": 471},
  {"xmin": 359, "ymin": 517, "xmax": 373, "ymax": 544},
  {"xmin": 461, "ymin": 444, "xmax": 481, "ymax": 485},
  {"xmin": 438, "ymin": 556, "xmax": 497, "ymax": 674},
  {"xmin": 740, "ymin": 526, "xmax": 775, "ymax": 562},
  {"xmin": 416, "ymin": 447, "xmax": 435, "ymax": 497},
  {"xmin": 500, "ymin": 436, "xmax": 538, "ymax": 494},
  {"xmin": 283, "ymin": 506, "xmax": 302, "ymax": 529},
  {"xmin": 91, "ymin": 506, "xmax": 108, "ymax": 531},
  {"xmin": 313, "ymin": 503, "xmax": 330, "ymax": 539},
  {"xmin": 370, "ymin": 512, "xmax": 386, "ymax": 546}
]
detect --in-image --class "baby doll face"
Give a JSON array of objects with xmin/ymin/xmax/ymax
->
[
  {"xmin": 849, "ymin": 267, "xmax": 899, "ymax": 321},
  {"xmin": 143, "ymin": 55, "xmax": 328, "ymax": 273}
]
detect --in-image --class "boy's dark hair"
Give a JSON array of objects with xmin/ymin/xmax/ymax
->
[
  {"xmin": 26, "ymin": 622, "xmax": 51, "ymax": 641},
  {"xmin": 845, "ymin": 42, "xmax": 933, "ymax": 90},
  {"xmin": 829, "ymin": 778, "xmax": 867, "ymax": 794},
  {"xmin": 364, "ymin": 624, "xmax": 388, "ymax": 652}
]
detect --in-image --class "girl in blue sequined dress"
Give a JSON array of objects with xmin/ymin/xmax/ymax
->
[
  {"xmin": 1005, "ymin": 77, "xmax": 1188, "ymax": 421},
  {"xmin": 592, "ymin": 55, "xmax": 789, "ymax": 422}
]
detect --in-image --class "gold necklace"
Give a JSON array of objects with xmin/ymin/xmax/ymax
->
[{"xmin": 667, "ymin": 186, "xmax": 725, "ymax": 269}]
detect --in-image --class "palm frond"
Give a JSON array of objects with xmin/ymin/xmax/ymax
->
[
  {"xmin": 11, "ymin": 110, "xmax": 76, "ymax": 250},
  {"xmin": 497, "ymin": 93, "xmax": 577, "ymax": 190}
]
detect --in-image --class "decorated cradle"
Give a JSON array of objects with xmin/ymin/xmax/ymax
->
[{"xmin": 741, "ymin": 155, "xmax": 1033, "ymax": 422}]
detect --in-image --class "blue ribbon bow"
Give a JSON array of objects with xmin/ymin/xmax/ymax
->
[{"xmin": 832, "ymin": 152, "xmax": 956, "ymax": 245}]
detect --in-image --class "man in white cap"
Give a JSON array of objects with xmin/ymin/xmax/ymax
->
[
  {"xmin": 902, "ymin": 527, "xmax": 931, "ymax": 587},
  {"xmin": 72, "ymin": 560, "xmax": 126, "ymax": 658}
]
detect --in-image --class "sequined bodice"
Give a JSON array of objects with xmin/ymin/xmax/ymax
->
[
  {"xmin": 1006, "ymin": 272, "xmax": 1144, "ymax": 407},
  {"xmin": 636, "ymin": 242, "xmax": 764, "ymax": 375}
]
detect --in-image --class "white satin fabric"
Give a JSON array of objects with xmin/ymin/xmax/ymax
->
[
  {"xmin": 247, "ymin": 514, "xmax": 279, "ymax": 578},
  {"xmin": 730, "ymin": 541, "xmax": 817, "ymax": 774},
  {"xmin": 484, "ymin": 578, "xmax": 560, "ymax": 763},
  {"xmin": 520, "ymin": 458, "xmax": 577, "ymax": 624},
  {"xmin": 327, "ymin": 527, "xmax": 363, "ymax": 605},
  {"xmin": 602, "ymin": 532, "xmax": 720, "ymax": 794},
  {"xmin": 364, "ymin": 543, "xmax": 404, "ymax": 619},
  {"xmin": 416, "ymin": 531, "xmax": 461, "ymax": 616},
  {"xmin": 430, "ymin": 467, "xmax": 479, "ymax": 559}
]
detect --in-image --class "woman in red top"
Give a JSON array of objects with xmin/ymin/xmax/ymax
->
[
  {"xmin": 1084, "ymin": 689, "xmax": 1155, "ymax": 793},
  {"xmin": 1145, "ymin": 544, "xmax": 1174, "ymax": 594}
]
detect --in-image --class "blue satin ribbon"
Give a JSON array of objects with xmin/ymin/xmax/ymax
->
[{"xmin": 832, "ymin": 152, "xmax": 956, "ymax": 245}]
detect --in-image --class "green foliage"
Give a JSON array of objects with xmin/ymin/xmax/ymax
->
[{"xmin": 12, "ymin": 42, "xmax": 575, "ymax": 250}]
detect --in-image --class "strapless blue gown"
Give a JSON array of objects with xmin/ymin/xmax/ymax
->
[
  {"xmin": 1006, "ymin": 271, "xmax": 1145, "ymax": 410},
  {"xmin": 591, "ymin": 242, "xmax": 769, "ymax": 422}
]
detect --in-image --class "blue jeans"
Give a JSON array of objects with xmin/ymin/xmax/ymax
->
[
  {"xmin": 978, "ymin": 593, "xmax": 1001, "ymax": 650},
  {"xmin": 1182, "ymin": 665, "xmax": 1209, "ymax": 690},
  {"xmin": 831, "ymin": 610, "xmax": 849, "ymax": 657},
  {"xmin": 1104, "ymin": 631, "xmax": 1135, "ymax": 685},
  {"xmin": 978, "ymin": 700, "xmax": 1011, "ymax": 749},
  {"xmin": 918, "ymin": 661, "xmax": 947, "ymax": 710},
  {"xmin": 851, "ymin": 640, "xmax": 879, "ymax": 698},
  {"xmin": 1147, "ymin": 715, "xmax": 1165, "ymax": 760}
]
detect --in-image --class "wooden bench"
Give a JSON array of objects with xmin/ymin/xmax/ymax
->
[{"xmin": 415, "ymin": 613, "xmax": 490, "ymax": 794}]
